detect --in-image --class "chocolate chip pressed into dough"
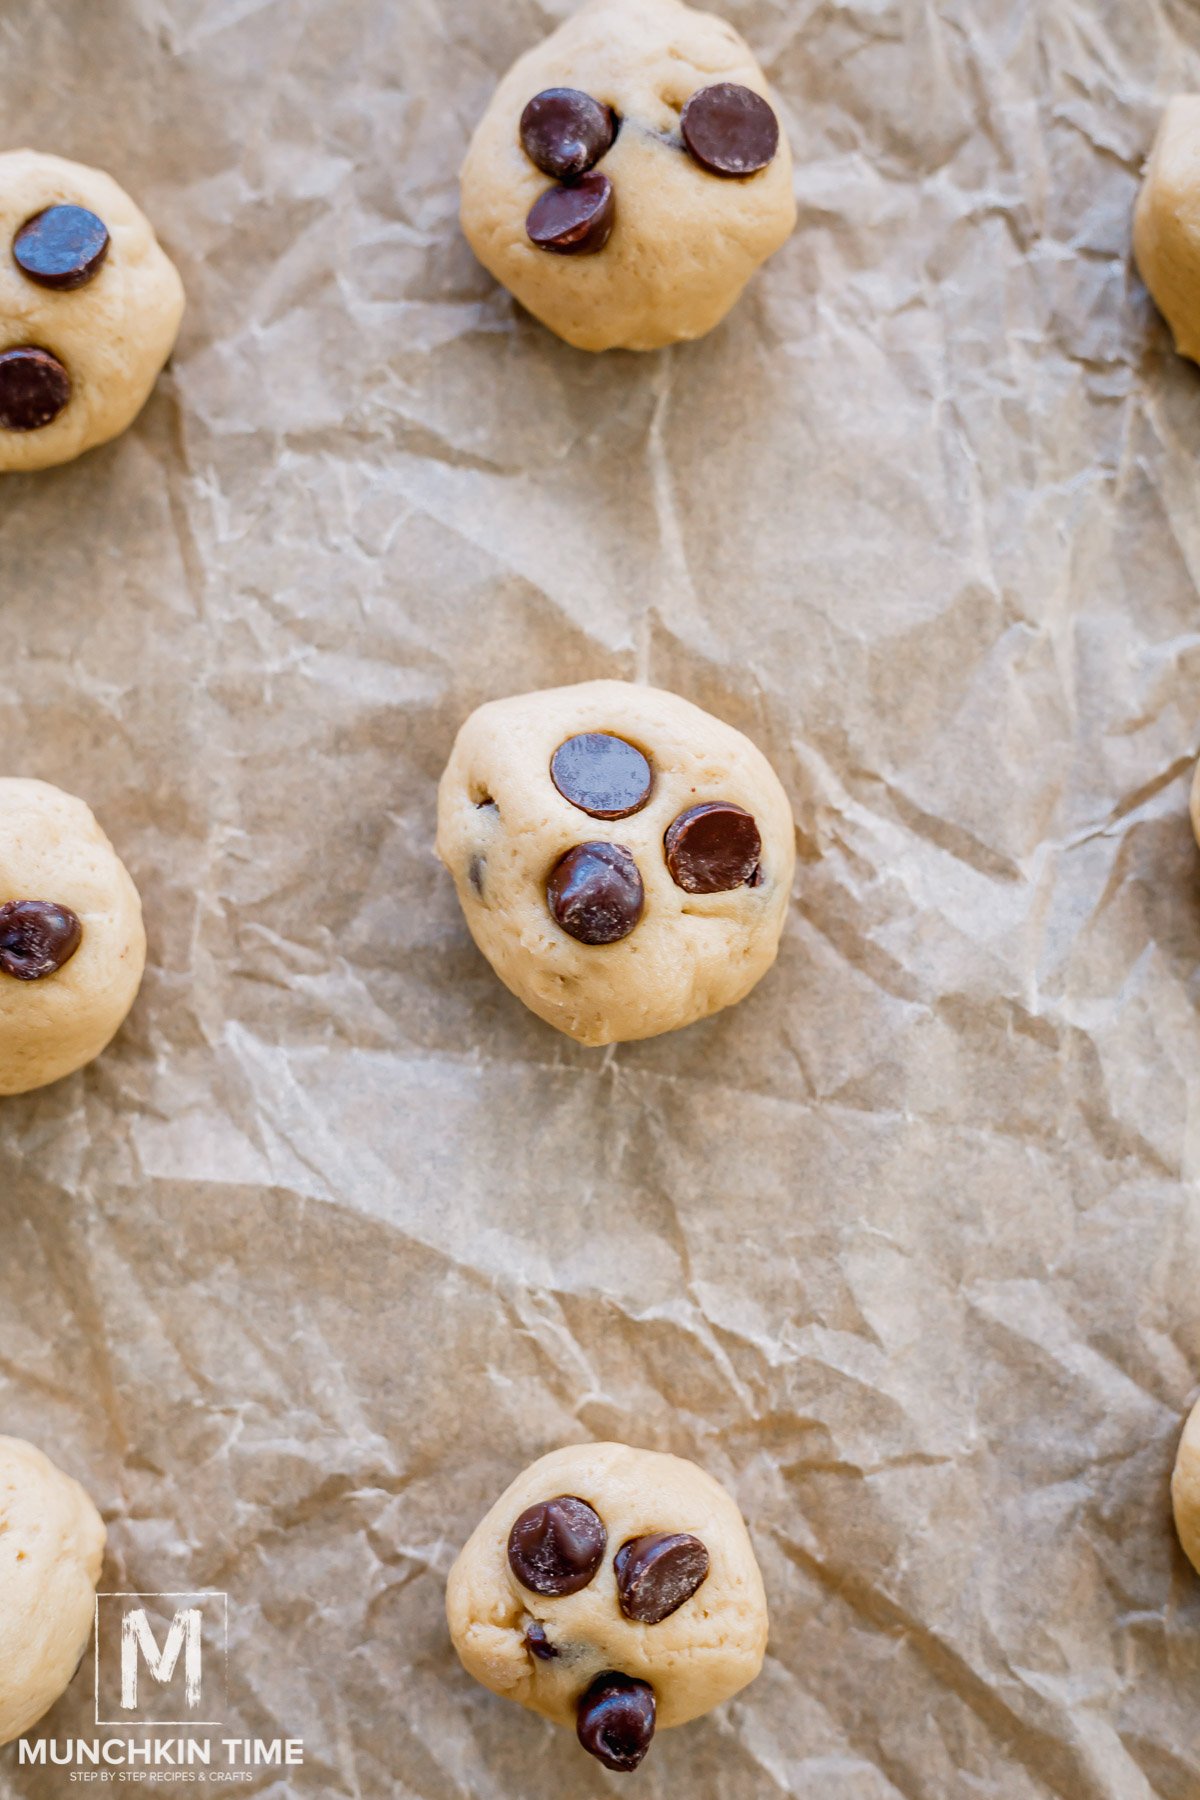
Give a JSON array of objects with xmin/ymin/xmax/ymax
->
[
  {"xmin": 508, "ymin": 1496, "xmax": 608, "ymax": 1596},
  {"xmin": 0, "ymin": 901, "xmax": 83, "ymax": 981},
  {"xmin": 13, "ymin": 204, "xmax": 109, "ymax": 290},
  {"xmin": 521, "ymin": 88, "xmax": 616, "ymax": 181},
  {"xmin": 550, "ymin": 732, "xmax": 652, "ymax": 819},
  {"xmin": 0, "ymin": 347, "xmax": 71, "ymax": 432}
]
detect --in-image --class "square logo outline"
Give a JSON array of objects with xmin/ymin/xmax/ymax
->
[{"xmin": 94, "ymin": 1591, "xmax": 229, "ymax": 1727}]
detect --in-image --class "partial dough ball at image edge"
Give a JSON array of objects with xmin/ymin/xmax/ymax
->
[
  {"xmin": 0, "ymin": 150, "xmax": 185, "ymax": 472},
  {"xmin": 1172, "ymin": 1397, "xmax": 1200, "ymax": 1575},
  {"xmin": 460, "ymin": 0, "xmax": 797, "ymax": 351},
  {"xmin": 446, "ymin": 1442, "xmax": 768, "ymax": 1773},
  {"xmin": 0, "ymin": 779, "xmax": 146, "ymax": 1096},
  {"xmin": 0, "ymin": 1436, "xmax": 106, "ymax": 1745},
  {"xmin": 436, "ymin": 680, "xmax": 795, "ymax": 1046},
  {"xmin": 1134, "ymin": 97, "xmax": 1200, "ymax": 365}
]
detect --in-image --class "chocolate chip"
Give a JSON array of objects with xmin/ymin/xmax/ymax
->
[
  {"xmin": 614, "ymin": 1532, "xmax": 710, "ymax": 1624},
  {"xmin": 547, "ymin": 842, "xmax": 643, "ymax": 945},
  {"xmin": 468, "ymin": 855, "xmax": 486, "ymax": 897},
  {"xmin": 551, "ymin": 734, "xmax": 652, "ymax": 820},
  {"xmin": 526, "ymin": 173, "xmax": 615, "ymax": 256},
  {"xmin": 13, "ymin": 204, "xmax": 109, "ymax": 290},
  {"xmin": 0, "ymin": 901, "xmax": 83, "ymax": 981},
  {"xmin": 508, "ymin": 1496, "xmax": 607, "ymax": 1596},
  {"xmin": 680, "ymin": 82, "xmax": 780, "ymax": 177},
  {"xmin": 521, "ymin": 88, "xmax": 615, "ymax": 181},
  {"xmin": 664, "ymin": 803, "xmax": 762, "ymax": 894},
  {"xmin": 524, "ymin": 1622, "xmax": 559, "ymax": 1660},
  {"xmin": 576, "ymin": 1673, "xmax": 656, "ymax": 1773},
  {"xmin": 0, "ymin": 347, "xmax": 71, "ymax": 432}
]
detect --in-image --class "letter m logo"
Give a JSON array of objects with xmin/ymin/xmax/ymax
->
[
  {"xmin": 121, "ymin": 1606, "xmax": 202, "ymax": 1710},
  {"xmin": 95, "ymin": 1593, "xmax": 228, "ymax": 1725}
]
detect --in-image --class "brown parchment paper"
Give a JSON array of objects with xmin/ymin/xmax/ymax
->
[{"xmin": 2, "ymin": 0, "xmax": 1200, "ymax": 1794}]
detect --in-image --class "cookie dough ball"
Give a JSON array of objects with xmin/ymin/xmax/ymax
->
[
  {"xmin": 460, "ymin": 0, "xmax": 796, "ymax": 351},
  {"xmin": 1133, "ymin": 98, "xmax": 1200, "ymax": 365},
  {"xmin": 436, "ymin": 680, "xmax": 794, "ymax": 1045},
  {"xmin": 447, "ymin": 1442, "xmax": 768, "ymax": 1772},
  {"xmin": 1173, "ymin": 1396, "xmax": 1200, "ymax": 1574},
  {"xmin": 0, "ymin": 779, "xmax": 146, "ymax": 1096},
  {"xmin": 0, "ymin": 1436, "xmax": 106, "ymax": 1745},
  {"xmin": 0, "ymin": 151, "xmax": 185, "ymax": 472}
]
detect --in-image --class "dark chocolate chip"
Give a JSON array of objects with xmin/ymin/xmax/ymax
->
[
  {"xmin": 680, "ymin": 82, "xmax": 780, "ymax": 177},
  {"xmin": 0, "ymin": 900, "xmax": 83, "ymax": 981},
  {"xmin": 521, "ymin": 88, "xmax": 615, "ymax": 181},
  {"xmin": 508, "ymin": 1496, "xmax": 607, "ymax": 1596},
  {"xmin": 614, "ymin": 1532, "xmax": 710, "ymax": 1624},
  {"xmin": 0, "ymin": 347, "xmax": 70, "ymax": 432},
  {"xmin": 576, "ymin": 1673, "xmax": 656, "ymax": 1773},
  {"xmin": 547, "ymin": 842, "xmax": 643, "ymax": 945},
  {"xmin": 551, "ymin": 734, "xmax": 652, "ymax": 820},
  {"xmin": 524, "ymin": 1622, "xmax": 559, "ymax": 1660},
  {"xmin": 526, "ymin": 172, "xmax": 615, "ymax": 256},
  {"xmin": 13, "ymin": 204, "xmax": 109, "ymax": 290},
  {"xmin": 468, "ymin": 854, "xmax": 486, "ymax": 897},
  {"xmin": 664, "ymin": 803, "xmax": 762, "ymax": 894}
]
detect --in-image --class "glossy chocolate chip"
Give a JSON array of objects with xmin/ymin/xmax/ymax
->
[
  {"xmin": 614, "ymin": 1532, "xmax": 710, "ymax": 1624},
  {"xmin": 13, "ymin": 204, "xmax": 109, "ymax": 290},
  {"xmin": 524, "ymin": 1622, "xmax": 559, "ymax": 1660},
  {"xmin": 551, "ymin": 734, "xmax": 652, "ymax": 820},
  {"xmin": 0, "ymin": 347, "xmax": 70, "ymax": 432},
  {"xmin": 576, "ymin": 1673, "xmax": 657, "ymax": 1773},
  {"xmin": 664, "ymin": 802, "xmax": 762, "ymax": 894},
  {"xmin": 547, "ymin": 842, "xmax": 643, "ymax": 945},
  {"xmin": 508, "ymin": 1496, "xmax": 607, "ymax": 1596},
  {"xmin": 521, "ymin": 88, "xmax": 615, "ymax": 181},
  {"xmin": 526, "ymin": 172, "xmax": 615, "ymax": 256},
  {"xmin": 0, "ymin": 900, "xmax": 83, "ymax": 981},
  {"xmin": 681, "ymin": 82, "xmax": 780, "ymax": 176}
]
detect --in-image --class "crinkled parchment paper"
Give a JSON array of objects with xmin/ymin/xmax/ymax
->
[{"xmin": 2, "ymin": 0, "xmax": 1200, "ymax": 1794}]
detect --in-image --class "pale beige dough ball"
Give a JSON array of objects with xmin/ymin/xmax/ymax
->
[
  {"xmin": 447, "ymin": 1442, "xmax": 767, "ymax": 1772},
  {"xmin": 0, "ymin": 779, "xmax": 146, "ymax": 1096},
  {"xmin": 460, "ymin": 0, "xmax": 797, "ymax": 351},
  {"xmin": 1173, "ymin": 1396, "xmax": 1200, "ymax": 1575},
  {"xmin": 1134, "ymin": 98, "xmax": 1200, "ymax": 365},
  {"xmin": 436, "ymin": 680, "xmax": 795, "ymax": 1046},
  {"xmin": 0, "ymin": 1436, "xmax": 106, "ymax": 1745},
  {"xmin": 0, "ymin": 151, "xmax": 184, "ymax": 472}
]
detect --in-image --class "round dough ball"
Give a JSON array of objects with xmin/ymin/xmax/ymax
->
[
  {"xmin": 460, "ymin": 0, "xmax": 796, "ymax": 351},
  {"xmin": 1133, "ymin": 98, "xmax": 1200, "ymax": 365},
  {"xmin": 1173, "ymin": 1397, "xmax": 1200, "ymax": 1575},
  {"xmin": 447, "ymin": 1441, "xmax": 767, "ymax": 1765},
  {"xmin": 0, "ymin": 779, "xmax": 146, "ymax": 1096},
  {"xmin": 436, "ymin": 680, "xmax": 795, "ymax": 1046},
  {"xmin": 0, "ymin": 151, "xmax": 185, "ymax": 472},
  {"xmin": 0, "ymin": 1435, "xmax": 106, "ymax": 1745}
]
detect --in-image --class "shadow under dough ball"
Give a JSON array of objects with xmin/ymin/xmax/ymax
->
[
  {"xmin": 435, "ymin": 680, "xmax": 796, "ymax": 1046},
  {"xmin": 0, "ymin": 150, "xmax": 184, "ymax": 473},
  {"xmin": 460, "ymin": 0, "xmax": 797, "ymax": 350}
]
